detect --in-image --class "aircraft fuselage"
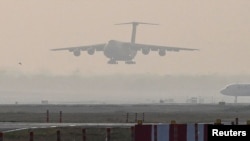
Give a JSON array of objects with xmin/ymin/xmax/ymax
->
[
  {"xmin": 220, "ymin": 84, "xmax": 250, "ymax": 96},
  {"xmin": 103, "ymin": 40, "xmax": 137, "ymax": 61}
]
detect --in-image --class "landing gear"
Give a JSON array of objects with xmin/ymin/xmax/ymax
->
[
  {"xmin": 234, "ymin": 96, "xmax": 237, "ymax": 104},
  {"xmin": 108, "ymin": 59, "xmax": 118, "ymax": 64},
  {"xmin": 107, "ymin": 59, "xmax": 136, "ymax": 64},
  {"xmin": 125, "ymin": 61, "xmax": 136, "ymax": 64}
]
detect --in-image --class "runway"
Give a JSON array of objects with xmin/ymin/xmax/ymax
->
[
  {"xmin": 1, "ymin": 104, "xmax": 249, "ymax": 134},
  {"xmin": 1, "ymin": 121, "xmax": 245, "ymax": 133},
  {"xmin": 0, "ymin": 122, "xmax": 135, "ymax": 133}
]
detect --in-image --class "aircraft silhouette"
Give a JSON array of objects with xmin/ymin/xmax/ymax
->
[
  {"xmin": 51, "ymin": 22, "xmax": 198, "ymax": 64},
  {"xmin": 220, "ymin": 83, "xmax": 250, "ymax": 103}
]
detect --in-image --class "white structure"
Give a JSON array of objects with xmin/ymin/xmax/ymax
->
[{"xmin": 220, "ymin": 83, "xmax": 250, "ymax": 103}]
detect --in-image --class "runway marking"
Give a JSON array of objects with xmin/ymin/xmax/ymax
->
[
  {"xmin": 0, "ymin": 122, "xmax": 136, "ymax": 133},
  {"xmin": 3, "ymin": 128, "xmax": 28, "ymax": 133}
]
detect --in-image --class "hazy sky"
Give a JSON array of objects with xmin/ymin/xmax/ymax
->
[{"xmin": 1, "ymin": 0, "xmax": 250, "ymax": 76}]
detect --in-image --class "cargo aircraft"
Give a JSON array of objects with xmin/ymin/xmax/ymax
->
[{"xmin": 51, "ymin": 22, "xmax": 198, "ymax": 64}]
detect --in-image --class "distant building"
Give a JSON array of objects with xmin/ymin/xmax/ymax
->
[
  {"xmin": 159, "ymin": 98, "xmax": 174, "ymax": 104},
  {"xmin": 41, "ymin": 100, "xmax": 49, "ymax": 104},
  {"xmin": 218, "ymin": 101, "xmax": 226, "ymax": 105},
  {"xmin": 186, "ymin": 97, "xmax": 198, "ymax": 104},
  {"xmin": 198, "ymin": 97, "xmax": 204, "ymax": 103}
]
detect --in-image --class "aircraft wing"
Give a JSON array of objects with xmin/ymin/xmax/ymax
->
[
  {"xmin": 133, "ymin": 43, "xmax": 199, "ymax": 52},
  {"xmin": 50, "ymin": 43, "xmax": 106, "ymax": 52}
]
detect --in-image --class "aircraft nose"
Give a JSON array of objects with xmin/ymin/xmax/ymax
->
[{"xmin": 220, "ymin": 89, "xmax": 226, "ymax": 94}]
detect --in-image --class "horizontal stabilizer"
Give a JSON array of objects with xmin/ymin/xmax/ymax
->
[{"xmin": 115, "ymin": 22, "xmax": 159, "ymax": 26}]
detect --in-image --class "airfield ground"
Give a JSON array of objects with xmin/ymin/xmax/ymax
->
[
  {"xmin": 0, "ymin": 103, "xmax": 250, "ymax": 123},
  {"xmin": 1, "ymin": 103, "xmax": 250, "ymax": 141}
]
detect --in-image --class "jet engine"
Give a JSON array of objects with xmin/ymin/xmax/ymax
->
[
  {"xmin": 73, "ymin": 50, "xmax": 81, "ymax": 56},
  {"xmin": 159, "ymin": 49, "xmax": 166, "ymax": 56},
  {"xmin": 87, "ymin": 48, "xmax": 95, "ymax": 55},
  {"xmin": 142, "ymin": 48, "xmax": 150, "ymax": 55}
]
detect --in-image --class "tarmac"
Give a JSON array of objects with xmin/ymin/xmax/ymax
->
[
  {"xmin": 0, "ymin": 122, "xmax": 135, "ymax": 132},
  {"xmin": 1, "ymin": 103, "xmax": 250, "ymax": 132}
]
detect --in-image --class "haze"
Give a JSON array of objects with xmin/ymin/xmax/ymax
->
[{"xmin": 0, "ymin": 1, "xmax": 250, "ymax": 104}]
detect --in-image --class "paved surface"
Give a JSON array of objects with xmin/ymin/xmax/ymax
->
[
  {"xmin": 0, "ymin": 122, "xmax": 135, "ymax": 132},
  {"xmin": 1, "ymin": 104, "xmax": 250, "ymax": 133}
]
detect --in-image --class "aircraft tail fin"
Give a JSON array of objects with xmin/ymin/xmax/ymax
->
[{"xmin": 115, "ymin": 22, "xmax": 159, "ymax": 44}]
